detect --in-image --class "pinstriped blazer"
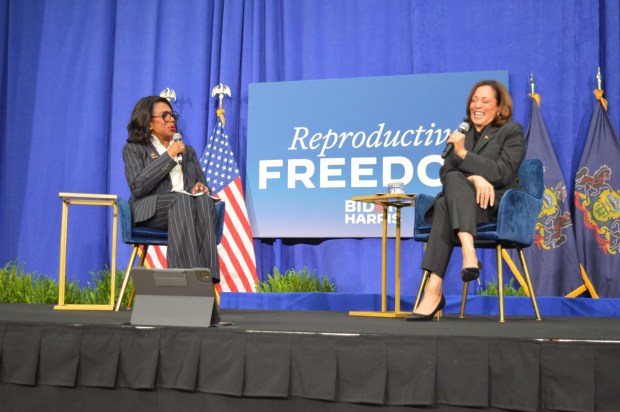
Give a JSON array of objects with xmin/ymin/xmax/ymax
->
[{"xmin": 123, "ymin": 142, "xmax": 207, "ymax": 223}]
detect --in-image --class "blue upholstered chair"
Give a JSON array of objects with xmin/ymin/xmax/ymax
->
[
  {"xmin": 412, "ymin": 159, "xmax": 544, "ymax": 322},
  {"xmin": 114, "ymin": 197, "xmax": 226, "ymax": 311}
]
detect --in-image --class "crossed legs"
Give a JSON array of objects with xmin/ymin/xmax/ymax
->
[
  {"xmin": 414, "ymin": 172, "xmax": 491, "ymax": 316},
  {"xmin": 415, "ymin": 232, "xmax": 478, "ymax": 315}
]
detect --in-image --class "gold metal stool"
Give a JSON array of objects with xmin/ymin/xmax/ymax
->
[{"xmin": 54, "ymin": 192, "xmax": 118, "ymax": 311}]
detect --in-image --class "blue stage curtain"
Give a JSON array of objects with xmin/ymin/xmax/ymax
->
[{"xmin": 0, "ymin": 0, "xmax": 618, "ymax": 296}]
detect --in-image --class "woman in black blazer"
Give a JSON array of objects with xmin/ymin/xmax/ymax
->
[
  {"xmin": 407, "ymin": 80, "xmax": 524, "ymax": 321},
  {"xmin": 122, "ymin": 96, "xmax": 220, "ymax": 280}
]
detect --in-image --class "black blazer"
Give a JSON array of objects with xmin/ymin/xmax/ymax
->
[
  {"xmin": 123, "ymin": 142, "xmax": 207, "ymax": 223},
  {"xmin": 430, "ymin": 120, "xmax": 525, "ymax": 213}
]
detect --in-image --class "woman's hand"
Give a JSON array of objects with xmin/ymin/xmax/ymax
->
[
  {"xmin": 447, "ymin": 130, "xmax": 467, "ymax": 159},
  {"xmin": 192, "ymin": 182, "xmax": 210, "ymax": 195},
  {"xmin": 468, "ymin": 175, "xmax": 494, "ymax": 209},
  {"xmin": 167, "ymin": 140, "xmax": 186, "ymax": 157}
]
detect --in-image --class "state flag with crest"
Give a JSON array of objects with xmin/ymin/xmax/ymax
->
[
  {"xmin": 574, "ymin": 92, "xmax": 620, "ymax": 298},
  {"xmin": 508, "ymin": 94, "xmax": 587, "ymax": 296}
]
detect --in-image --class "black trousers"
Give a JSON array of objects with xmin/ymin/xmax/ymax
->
[
  {"xmin": 137, "ymin": 193, "xmax": 220, "ymax": 279},
  {"xmin": 421, "ymin": 171, "xmax": 497, "ymax": 278}
]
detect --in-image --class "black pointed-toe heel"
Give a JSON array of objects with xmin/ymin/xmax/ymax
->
[
  {"xmin": 461, "ymin": 262, "xmax": 482, "ymax": 282},
  {"xmin": 406, "ymin": 295, "xmax": 446, "ymax": 322}
]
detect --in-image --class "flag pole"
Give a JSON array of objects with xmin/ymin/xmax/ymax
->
[
  {"xmin": 202, "ymin": 83, "xmax": 259, "ymax": 293},
  {"xmin": 208, "ymin": 83, "xmax": 231, "ymax": 299},
  {"xmin": 211, "ymin": 83, "xmax": 232, "ymax": 125},
  {"xmin": 594, "ymin": 67, "xmax": 608, "ymax": 110},
  {"xmin": 575, "ymin": 67, "xmax": 606, "ymax": 298},
  {"xmin": 529, "ymin": 73, "xmax": 540, "ymax": 107},
  {"xmin": 160, "ymin": 87, "xmax": 177, "ymax": 103}
]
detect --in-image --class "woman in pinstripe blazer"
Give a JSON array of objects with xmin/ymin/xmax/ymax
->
[
  {"xmin": 407, "ymin": 80, "xmax": 525, "ymax": 321},
  {"xmin": 122, "ymin": 96, "xmax": 220, "ymax": 281}
]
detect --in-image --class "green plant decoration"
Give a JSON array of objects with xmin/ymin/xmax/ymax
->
[{"xmin": 256, "ymin": 267, "xmax": 335, "ymax": 293}]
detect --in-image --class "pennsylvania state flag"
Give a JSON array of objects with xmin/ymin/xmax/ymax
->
[
  {"xmin": 574, "ymin": 93, "xmax": 620, "ymax": 298},
  {"xmin": 509, "ymin": 95, "xmax": 585, "ymax": 296}
]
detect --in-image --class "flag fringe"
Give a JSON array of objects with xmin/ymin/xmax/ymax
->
[
  {"xmin": 217, "ymin": 107, "xmax": 226, "ymax": 126},
  {"xmin": 594, "ymin": 89, "xmax": 608, "ymax": 110}
]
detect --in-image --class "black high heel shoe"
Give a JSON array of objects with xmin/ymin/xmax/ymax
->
[
  {"xmin": 461, "ymin": 262, "xmax": 482, "ymax": 282},
  {"xmin": 406, "ymin": 295, "xmax": 445, "ymax": 321}
]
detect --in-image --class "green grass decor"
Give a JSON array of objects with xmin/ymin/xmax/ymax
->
[
  {"xmin": 256, "ymin": 267, "xmax": 335, "ymax": 293},
  {"xmin": 2, "ymin": 261, "xmax": 337, "ymax": 300},
  {"xmin": 475, "ymin": 277, "xmax": 526, "ymax": 297},
  {"xmin": 0, "ymin": 261, "xmax": 133, "ymax": 305}
]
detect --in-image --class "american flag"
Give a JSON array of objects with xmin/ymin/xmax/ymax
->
[
  {"xmin": 145, "ymin": 117, "xmax": 258, "ymax": 292},
  {"xmin": 199, "ymin": 116, "xmax": 258, "ymax": 292},
  {"xmin": 144, "ymin": 245, "xmax": 167, "ymax": 269}
]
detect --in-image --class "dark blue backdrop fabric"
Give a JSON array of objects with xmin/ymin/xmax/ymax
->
[{"xmin": 1, "ymin": 0, "xmax": 619, "ymax": 296}]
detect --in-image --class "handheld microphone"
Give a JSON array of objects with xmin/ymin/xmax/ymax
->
[
  {"xmin": 441, "ymin": 122, "xmax": 470, "ymax": 159},
  {"xmin": 173, "ymin": 132, "xmax": 183, "ymax": 163}
]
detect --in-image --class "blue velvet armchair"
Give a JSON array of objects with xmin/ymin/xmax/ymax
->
[
  {"xmin": 413, "ymin": 159, "xmax": 544, "ymax": 322},
  {"xmin": 114, "ymin": 197, "xmax": 226, "ymax": 311}
]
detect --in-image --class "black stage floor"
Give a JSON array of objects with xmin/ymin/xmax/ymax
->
[
  {"xmin": 3, "ymin": 303, "xmax": 620, "ymax": 341},
  {"xmin": 1, "ymin": 304, "xmax": 619, "ymax": 412}
]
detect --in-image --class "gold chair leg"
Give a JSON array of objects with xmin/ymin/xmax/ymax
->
[
  {"xmin": 127, "ymin": 245, "xmax": 149, "ymax": 310},
  {"xmin": 115, "ymin": 244, "xmax": 150, "ymax": 311},
  {"xmin": 459, "ymin": 282, "xmax": 468, "ymax": 318},
  {"xmin": 413, "ymin": 270, "xmax": 430, "ymax": 311},
  {"xmin": 127, "ymin": 288, "xmax": 136, "ymax": 309},
  {"xmin": 114, "ymin": 245, "xmax": 140, "ymax": 311},
  {"xmin": 518, "ymin": 248, "xmax": 542, "ymax": 321},
  {"xmin": 497, "ymin": 244, "xmax": 505, "ymax": 323}
]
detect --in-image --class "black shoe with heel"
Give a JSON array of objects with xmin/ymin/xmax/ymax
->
[
  {"xmin": 461, "ymin": 262, "xmax": 482, "ymax": 282},
  {"xmin": 406, "ymin": 295, "xmax": 445, "ymax": 322}
]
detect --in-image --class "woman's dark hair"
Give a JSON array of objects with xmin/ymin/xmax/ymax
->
[
  {"xmin": 464, "ymin": 80, "xmax": 513, "ymax": 127},
  {"xmin": 126, "ymin": 96, "xmax": 173, "ymax": 144}
]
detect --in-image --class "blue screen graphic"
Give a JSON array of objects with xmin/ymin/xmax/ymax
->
[{"xmin": 246, "ymin": 70, "xmax": 509, "ymax": 237}]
